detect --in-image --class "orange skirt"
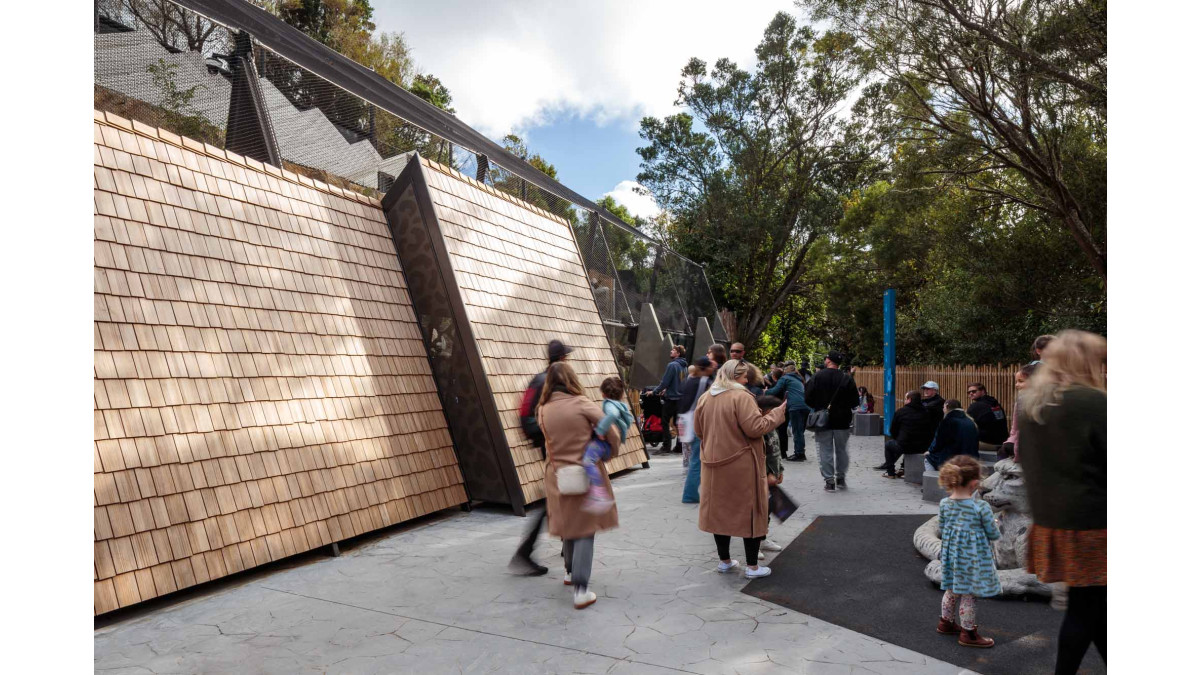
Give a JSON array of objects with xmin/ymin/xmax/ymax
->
[{"xmin": 1026, "ymin": 524, "xmax": 1106, "ymax": 587}]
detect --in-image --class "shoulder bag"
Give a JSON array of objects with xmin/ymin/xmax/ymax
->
[{"xmin": 806, "ymin": 372, "xmax": 849, "ymax": 431}]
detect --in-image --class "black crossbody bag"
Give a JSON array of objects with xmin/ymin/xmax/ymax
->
[{"xmin": 806, "ymin": 371, "xmax": 849, "ymax": 431}]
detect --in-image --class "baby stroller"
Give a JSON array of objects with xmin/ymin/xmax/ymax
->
[{"xmin": 639, "ymin": 387, "xmax": 666, "ymax": 447}]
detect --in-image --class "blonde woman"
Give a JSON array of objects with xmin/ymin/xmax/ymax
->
[
  {"xmin": 538, "ymin": 362, "xmax": 623, "ymax": 609},
  {"xmin": 694, "ymin": 360, "xmax": 787, "ymax": 578},
  {"xmin": 1018, "ymin": 330, "xmax": 1106, "ymax": 672}
]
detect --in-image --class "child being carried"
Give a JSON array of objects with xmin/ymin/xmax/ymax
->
[{"xmin": 582, "ymin": 377, "xmax": 634, "ymax": 514}]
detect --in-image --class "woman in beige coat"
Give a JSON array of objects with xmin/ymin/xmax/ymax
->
[
  {"xmin": 694, "ymin": 360, "xmax": 787, "ymax": 579},
  {"xmin": 538, "ymin": 362, "xmax": 622, "ymax": 609}
]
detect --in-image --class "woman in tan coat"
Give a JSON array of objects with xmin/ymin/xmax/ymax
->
[
  {"xmin": 694, "ymin": 360, "xmax": 787, "ymax": 579},
  {"xmin": 538, "ymin": 362, "xmax": 623, "ymax": 609}
]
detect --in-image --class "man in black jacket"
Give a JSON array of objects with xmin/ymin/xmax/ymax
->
[
  {"xmin": 921, "ymin": 381, "xmax": 946, "ymax": 433},
  {"xmin": 877, "ymin": 391, "xmax": 936, "ymax": 478},
  {"xmin": 509, "ymin": 339, "xmax": 572, "ymax": 576},
  {"xmin": 804, "ymin": 352, "xmax": 859, "ymax": 492},
  {"xmin": 965, "ymin": 382, "xmax": 1008, "ymax": 451}
]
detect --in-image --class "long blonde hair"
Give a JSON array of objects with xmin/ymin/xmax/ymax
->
[
  {"xmin": 695, "ymin": 359, "xmax": 751, "ymax": 412},
  {"xmin": 1021, "ymin": 330, "xmax": 1106, "ymax": 424}
]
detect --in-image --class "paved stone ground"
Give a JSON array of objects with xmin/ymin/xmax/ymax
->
[{"xmin": 95, "ymin": 433, "xmax": 969, "ymax": 674}]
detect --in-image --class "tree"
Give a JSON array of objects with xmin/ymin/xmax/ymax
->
[
  {"xmin": 637, "ymin": 13, "xmax": 874, "ymax": 351},
  {"xmin": 804, "ymin": 0, "xmax": 1108, "ymax": 282},
  {"xmin": 410, "ymin": 74, "xmax": 455, "ymax": 113},
  {"xmin": 100, "ymin": 0, "xmax": 219, "ymax": 52}
]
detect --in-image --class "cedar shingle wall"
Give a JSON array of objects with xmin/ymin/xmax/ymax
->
[
  {"xmin": 419, "ymin": 159, "xmax": 648, "ymax": 503},
  {"xmin": 93, "ymin": 112, "xmax": 466, "ymax": 614}
]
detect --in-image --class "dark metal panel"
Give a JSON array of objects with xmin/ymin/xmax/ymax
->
[{"xmin": 381, "ymin": 156, "xmax": 526, "ymax": 515}]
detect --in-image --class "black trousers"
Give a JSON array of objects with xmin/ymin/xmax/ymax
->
[
  {"xmin": 714, "ymin": 534, "xmax": 762, "ymax": 565},
  {"xmin": 883, "ymin": 439, "xmax": 906, "ymax": 474},
  {"xmin": 662, "ymin": 398, "xmax": 680, "ymax": 450},
  {"xmin": 777, "ymin": 424, "xmax": 789, "ymax": 458},
  {"xmin": 1056, "ymin": 585, "xmax": 1106, "ymax": 674},
  {"xmin": 514, "ymin": 506, "xmax": 547, "ymax": 560}
]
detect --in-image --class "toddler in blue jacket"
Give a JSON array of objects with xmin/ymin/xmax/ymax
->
[{"xmin": 582, "ymin": 377, "xmax": 633, "ymax": 514}]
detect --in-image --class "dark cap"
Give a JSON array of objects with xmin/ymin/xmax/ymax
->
[
  {"xmin": 548, "ymin": 339, "xmax": 573, "ymax": 363},
  {"xmin": 826, "ymin": 351, "xmax": 844, "ymax": 365},
  {"xmin": 694, "ymin": 356, "xmax": 713, "ymax": 369}
]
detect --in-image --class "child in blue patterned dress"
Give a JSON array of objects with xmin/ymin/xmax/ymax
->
[
  {"xmin": 936, "ymin": 455, "xmax": 1001, "ymax": 649},
  {"xmin": 582, "ymin": 377, "xmax": 634, "ymax": 514}
]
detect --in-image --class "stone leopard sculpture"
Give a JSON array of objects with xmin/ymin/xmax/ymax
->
[{"xmin": 913, "ymin": 458, "xmax": 1050, "ymax": 596}]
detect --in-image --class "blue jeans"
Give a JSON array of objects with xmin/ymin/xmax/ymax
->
[
  {"xmin": 682, "ymin": 438, "xmax": 701, "ymax": 503},
  {"xmin": 788, "ymin": 410, "xmax": 809, "ymax": 457}
]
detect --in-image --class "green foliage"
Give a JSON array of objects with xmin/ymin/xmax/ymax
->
[
  {"xmin": 638, "ymin": 4, "xmax": 1105, "ymax": 365},
  {"xmin": 410, "ymin": 74, "xmax": 455, "ymax": 113},
  {"xmin": 637, "ymin": 13, "xmax": 875, "ymax": 351},
  {"xmin": 146, "ymin": 58, "xmax": 213, "ymax": 142}
]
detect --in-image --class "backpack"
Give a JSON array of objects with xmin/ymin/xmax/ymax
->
[{"xmin": 519, "ymin": 373, "xmax": 547, "ymax": 449}]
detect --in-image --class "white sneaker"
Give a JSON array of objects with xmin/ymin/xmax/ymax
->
[
  {"xmin": 716, "ymin": 559, "xmax": 740, "ymax": 573},
  {"xmin": 745, "ymin": 565, "xmax": 772, "ymax": 579},
  {"xmin": 563, "ymin": 573, "xmax": 572, "ymax": 586},
  {"xmin": 574, "ymin": 588, "xmax": 597, "ymax": 609},
  {"xmin": 761, "ymin": 539, "xmax": 783, "ymax": 552}
]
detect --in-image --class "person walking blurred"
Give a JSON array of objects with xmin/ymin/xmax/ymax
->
[
  {"xmin": 804, "ymin": 352, "xmax": 859, "ymax": 492},
  {"xmin": 538, "ymin": 362, "xmax": 624, "ymax": 609},
  {"xmin": 1018, "ymin": 330, "xmax": 1107, "ymax": 673},
  {"xmin": 509, "ymin": 340, "xmax": 572, "ymax": 576},
  {"xmin": 694, "ymin": 360, "xmax": 787, "ymax": 578}
]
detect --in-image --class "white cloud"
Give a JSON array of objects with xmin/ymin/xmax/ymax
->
[
  {"xmin": 373, "ymin": 1, "xmax": 795, "ymax": 137},
  {"xmin": 604, "ymin": 180, "xmax": 661, "ymax": 219}
]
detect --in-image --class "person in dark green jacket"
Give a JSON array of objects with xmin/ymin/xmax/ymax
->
[
  {"xmin": 766, "ymin": 361, "xmax": 811, "ymax": 461},
  {"xmin": 1018, "ymin": 330, "xmax": 1106, "ymax": 674}
]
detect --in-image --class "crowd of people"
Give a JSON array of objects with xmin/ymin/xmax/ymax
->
[{"xmin": 507, "ymin": 331, "xmax": 1105, "ymax": 673}]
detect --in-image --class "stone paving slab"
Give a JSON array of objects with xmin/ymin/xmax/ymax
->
[{"xmin": 96, "ymin": 434, "xmax": 968, "ymax": 674}]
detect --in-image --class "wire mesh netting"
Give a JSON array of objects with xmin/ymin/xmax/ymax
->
[{"xmin": 93, "ymin": 0, "xmax": 728, "ymax": 351}]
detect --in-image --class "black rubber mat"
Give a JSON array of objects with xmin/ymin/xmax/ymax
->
[{"xmin": 742, "ymin": 515, "xmax": 1105, "ymax": 674}]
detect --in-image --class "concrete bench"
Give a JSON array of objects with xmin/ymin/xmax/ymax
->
[
  {"xmin": 922, "ymin": 459, "xmax": 997, "ymax": 502},
  {"xmin": 903, "ymin": 454, "xmax": 924, "ymax": 484},
  {"xmin": 853, "ymin": 413, "xmax": 883, "ymax": 436}
]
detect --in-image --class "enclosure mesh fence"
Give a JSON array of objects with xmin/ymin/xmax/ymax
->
[{"xmin": 93, "ymin": 0, "xmax": 728, "ymax": 349}]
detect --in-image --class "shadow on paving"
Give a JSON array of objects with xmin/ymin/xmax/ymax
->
[{"xmin": 741, "ymin": 514, "xmax": 1105, "ymax": 675}]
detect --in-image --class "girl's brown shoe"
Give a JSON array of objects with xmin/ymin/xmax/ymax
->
[
  {"xmin": 936, "ymin": 618, "xmax": 961, "ymax": 634},
  {"xmin": 958, "ymin": 628, "xmax": 995, "ymax": 648}
]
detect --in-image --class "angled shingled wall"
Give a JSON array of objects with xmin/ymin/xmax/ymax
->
[
  {"xmin": 93, "ymin": 111, "xmax": 467, "ymax": 614},
  {"xmin": 383, "ymin": 156, "xmax": 648, "ymax": 507}
]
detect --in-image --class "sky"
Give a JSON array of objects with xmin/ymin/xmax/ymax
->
[{"xmin": 370, "ymin": 0, "xmax": 797, "ymax": 218}]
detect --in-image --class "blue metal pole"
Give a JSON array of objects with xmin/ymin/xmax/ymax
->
[{"xmin": 883, "ymin": 288, "xmax": 896, "ymax": 435}]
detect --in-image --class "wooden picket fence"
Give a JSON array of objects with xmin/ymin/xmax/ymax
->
[{"xmin": 852, "ymin": 365, "xmax": 1024, "ymax": 420}]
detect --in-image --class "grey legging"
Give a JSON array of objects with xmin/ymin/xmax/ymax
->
[{"xmin": 562, "ymin": 535, "xmax": 595, "ymax": 590}]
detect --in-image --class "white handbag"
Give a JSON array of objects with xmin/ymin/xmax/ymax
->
[{"xmin": 556, "ymin": 464, "xmax": 589, "ymax": 496}]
